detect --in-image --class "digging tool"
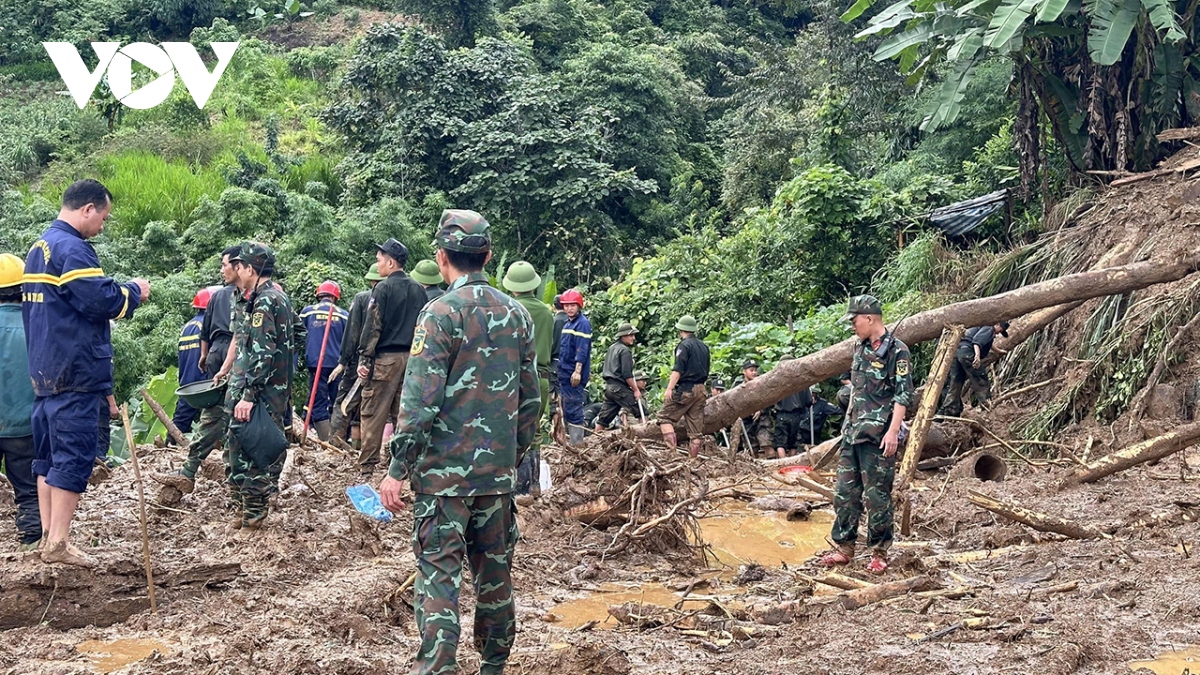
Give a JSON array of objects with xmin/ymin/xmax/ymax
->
[
  {"xmin": 637, "ymin": 397, "xmax": 648, "ymax": 425},
  {"xmin": 741, "ymin": 419, "xmax": 755, "ymax": 456},
  {"xmin": 302, "ymin": 304, "xmax": 337, "ymax": 442},
  {"xmin": 120, "ymin": 404, "xmax": 157, "ymax": 614},
  {"xmin": 341, "ymin": 377, "xmax": 365, "ymax": 417}
]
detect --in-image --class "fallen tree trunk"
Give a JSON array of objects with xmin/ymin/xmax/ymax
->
[
  {"xmin": 967, "ymin": 490, "xmax": 1108, "ymax": 539},
  {"xmin": 141, "ymin": 390, "xmax": 189, "ymax": 449},
  {"xmin": 631, "ymin": 257, "xmax": 1200, "ymax": 436},
  {"xmin": 0, "ymin": 558, "xmax": 241, "ymax": 629},
  {"xmin": 1062, "ymin": 421, "xmax": 1200, "ymax": 486},
  {"xmin": 898, "ymin": 325, "xmax": 964, "ymax": 492}
]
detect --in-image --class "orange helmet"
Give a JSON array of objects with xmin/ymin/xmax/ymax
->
[
  {"xmin": 317, "ymin": 280, "xmax": 341, "ymax": 300},
  {"xmin": 192, "ymin": 287, "xmax": 212, "ymax": 309},
  {"xmin": 560, "ymin": 289, "xmax": 584, "ymax": 308}
]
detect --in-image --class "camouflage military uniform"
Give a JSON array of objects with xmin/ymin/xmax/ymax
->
[
  {"xmin": 832, "ymin": 297, "xmax": 915, "ymax": 555},
  {"xmin": 387, "ymin": 211, "xmax": 540, "ymax": 675},
  {"xmin": 223, "ymin": 244, "xmax": 302, "ymax": 526}
]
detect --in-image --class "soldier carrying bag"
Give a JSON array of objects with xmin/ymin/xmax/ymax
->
[{"xmin": 234, "ymin": 401, "xmax": 288, "ymax": 469}]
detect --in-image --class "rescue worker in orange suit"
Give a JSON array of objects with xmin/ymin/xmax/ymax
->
[
  {"xmin": 171, "ymin": 287, "xmax": 212, "ymax": 436},
  {"xmin": 23, "ymin": 179, "xmax": 150, "ymax": 567},
  {"xmin": 301, "ymin": 281, "xmax": 349, "ymax": 441}
]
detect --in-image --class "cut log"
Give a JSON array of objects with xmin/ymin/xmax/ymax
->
[
  {"xmin": 791, "ymin": 475, "xmax": 835, "ymax": 502},
  {"xmin": 836, "ymin": 575, "xmax": 938, "ymax": 610},
  {"xmin": 948, "ymin": 451, "xmax": 1008, "ymax": 482},
  {"xmin": 810, "ymin": 572, "xmax": 875, "ymax": 591},
  {"xmin": 1063, "ymin": 421, "xmax": 1200, "ymax": 486},
  {"xmin": 757, "ymin": 436, "xmax": 841, "ymax": 468},
  {"xmin": 898, "ymin": 325, "xmax": 964, "ymax": 492},
  {"xmin": 629, "ymin": 257, "xmax": 1200, "ymax": 437},
  {"xmin": 141, "ymin": 390, "xmax": 189, "ymax": 449},
  {"xmin": 0, "ymin": 559, "xmax": 241, "ymax": 629},
  {"xmin": 564, "ymin": 496, "xmax": 629, "ymax": 529},
  {"xmin": 967, "ymin": 490, "xmax": 1108, "ymax": 539}
]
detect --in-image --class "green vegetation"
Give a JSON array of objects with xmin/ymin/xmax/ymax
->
[{"xmin": 0, "ymin": 0, "xmax": 1085, "ymax": 420}]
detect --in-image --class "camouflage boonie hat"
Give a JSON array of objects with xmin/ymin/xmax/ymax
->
[
  {"xmin": 435, "ymin": 209, "xmax": 491, "ymax": 253},
  {"xmin": 840, "ymin": 294, "xmax": 882, "ymax": 322},
  {"xmin": 230, "ymin": 241, "xmax": 275, "ymax": 271},
  {"xmin": 615, "ymin": 323, "xmax": 638, "ymax": 338},
  {"xmin": 633, "ymin": 370, "xmax": 649, "ymax": 382}
]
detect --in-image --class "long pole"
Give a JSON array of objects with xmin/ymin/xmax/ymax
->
[
  {"xmin": 120, "ymin": 404, "xmax": 157, "ymax": 614},
  {"xmin": 302, "ymin": 302, "xmax": 336, "ymax": 441}
]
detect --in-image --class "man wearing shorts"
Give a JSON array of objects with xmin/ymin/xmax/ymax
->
[{"xmin": 657, "ymin": 315, "xmax": 710, "ymax": 458}]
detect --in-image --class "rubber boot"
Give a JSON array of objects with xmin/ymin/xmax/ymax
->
[
  {"xmin": 315, "ymin": 420, "xmax": 333, "ymax": 442},
  {"xmin": 568, "ymin": 426, "xmax": 584, "ymax": 446}
]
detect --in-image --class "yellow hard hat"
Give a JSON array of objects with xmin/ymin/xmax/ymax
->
[{"xmin": 0, "ymin": 253, "xmax": 23, "ymax": 289}]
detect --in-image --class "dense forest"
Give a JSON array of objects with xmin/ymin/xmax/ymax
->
[{"xmin": 0, "ymin": 0, "xmax": 1194, "ymax": 422}]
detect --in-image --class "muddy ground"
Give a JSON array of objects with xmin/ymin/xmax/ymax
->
[{"xmin": 0, "ymin": 423, "xmax": 1197, "ymax": 675}]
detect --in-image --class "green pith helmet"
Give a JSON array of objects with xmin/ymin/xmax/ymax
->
[
  {"xmin": 502, "ymin": 261, "xmax": 541, "ymax": 293},
  {"xmin": 675, "ymin": 315, "xmax": 699, "ymax": 333},
  {"xmin": 435, "ymin": 209, "xmax": 492, "ymax": 253},
  {"xmin": 615, "ymin": 323, "xmax": 638, "ymax": 338},
  {"xmin": 411, "ymin": 259, "xmax": 443, "ymax": 286},
  {"xmin": 840, "ymin": 294, "xmax": 882, "ymax": 322},
  {"xmin": 364, "ymin": 263, "xmax": 384, "ymax": 282}
]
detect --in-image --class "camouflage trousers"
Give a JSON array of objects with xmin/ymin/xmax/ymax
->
[
  {"xmin": 411, "ymin": 493, "xmax": 519, "ymax": 675},
  {"xmin": 181, "ymin": 403, "xmax": 229, "ymax": 480},
  {"xmin": 515, "ymin": 377, "xmax": 549, "ymax": 495},
  {"xmin": 223, "ymin": 405, "xmax": 287, "ymax": 523},
  {"xmin": 831, "ymin": 440, "xmax": 896, "ymax": 552}
]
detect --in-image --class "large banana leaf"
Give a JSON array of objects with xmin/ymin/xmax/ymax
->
[
  {"xmin": 920, "ymin": 58, "xmax": 980, "ymax": 130},
  {"xmin": 855, "ymin": 0, "xmax": 918, "ymax": 36},
  {"xmin": 842, "ymin": 0, "xmax": 876, "ymax": 22},
  {"xmin": 948, "ymin": 27, "xmax": 986, "ymax": 60},
  {"xmin": 1040, "ymin": 72, "xmax": 1088, "ymax": 169},
  {"xmin": 984, "ymin": 0, "xmax": 1042, "ymax": 48},
  {"xmin": 874, "ymin": 24, "xmax": 935, "ymax": 59},
  {"xmin": 1140, "ymin": 0, "xmax": 1186, "ymax": 40},
  {"xmin": 1086, "ymin": 0, "xmax": 1140, "ymax": 65},
  {"xmin": 1036, "ymin": 0, "xmax": 1072, "ymax": 22}
]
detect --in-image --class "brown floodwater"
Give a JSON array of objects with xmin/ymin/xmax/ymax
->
[
  {"xmin": 1128, "ymin": 645, "xmax": 1200, "ymax": 674},
  {"xmin": 549, "ymin": 582, "xmax": 695, "ymax": 630},
  {"xmin": 698, "ymin": 502, "xmax": 832, "ymax": 570},
  {"xmin": 76, "ymin": 638, "xmax": 171, "ymax": 673}
]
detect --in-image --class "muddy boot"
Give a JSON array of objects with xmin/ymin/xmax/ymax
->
[
  {"xmin": 515, "ymin": 494, "xmax": 534, "ymax": 507},
  {"xmin": 315, "ymin": 420, "xmax": 332, "ymax": 442},
  {"xmin": 88, "ymin": 458, "xmax": 112, "ymax": 487},
  {"xmin": 153, "ymin": 472, "xmax": 195, "ymax": 494},
  {"xmin": 41, "ymin": 540, "xmax": 97, "ymax": 568},
  {"xmin": 17, "ymin": 536, "xmax": 42, "ymax": 553}
]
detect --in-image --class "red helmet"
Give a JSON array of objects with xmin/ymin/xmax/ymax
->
[
  {"xmin": 192, "ymin": 287, "xmax": 212, "ymax": 310},
  {"xmin": 560, "ymin": 289, "xmax": 584, "ymax": 308},
  {"xmin": 316, "ymin": 280, "xmax": 341, "ymax": 300}
]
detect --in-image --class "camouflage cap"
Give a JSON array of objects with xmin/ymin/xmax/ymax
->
[
  {"xmin": 840, "ymin": 294, "xmax": 882, "ymax": 322},
  {"xmin": 633, "ymin": 370, "xmax": 649, "ymax": 382},
  {"xmin": 435, "ymin": 209, "xmax": 491, "ymax": 253},
  {"xmin": 230, "ymin": 241, "xmax": 275, "ymax": 271}
]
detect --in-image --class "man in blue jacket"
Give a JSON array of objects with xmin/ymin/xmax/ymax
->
[
  {"xmin": 557, "ymin": 289, "xmax": 592, "ymax": 445},
  {"xmin": 0, "ymin": 253, "xmax": 41, "ymax": 550},
  {"xmin": 23, "ymin": 179, "xmax": 150, "ymax": 567},
  {"xmin": 300, "ymin": 280, "xmax": 348, "ymax": 441},
  {"xmin": 171, "ymin": 287, "xmax": 210, "ymax": 436}
]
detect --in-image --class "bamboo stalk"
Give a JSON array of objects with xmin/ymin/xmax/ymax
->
[
  {"xmin": 120, "ymin": 405, "xmax": 157, "ymax": 614},
  {"xmin": 992, "ymin": 377, "xmax": 1061, "ymax": 404}
]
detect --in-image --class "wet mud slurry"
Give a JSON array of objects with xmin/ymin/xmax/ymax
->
[
  {"xmin": 698, "ymin": 503, "xmax": 832, "ymax": 571},
  {"xmin": 76, "ymin": 638, "xmax": 171, "ymax": 673}
]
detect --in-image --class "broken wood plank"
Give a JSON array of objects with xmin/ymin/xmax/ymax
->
[
  {"xmin": 968, "ymin": 490, "xmax": 1108, "ymax": 539},
  {"xmin": 1062, "ymin": 421, "xmax": 1200, "ymax": 486},
  {"xmin": 1157, "ymin": 127, "xmax": 1200, "ymax": 143},
  {"xmin": 899, "ymin": 325, "xmax": 964, "ymax": 493},
  {"xmin": 836, "ymin": 575, "xmax": 938, "ymax": 610}
]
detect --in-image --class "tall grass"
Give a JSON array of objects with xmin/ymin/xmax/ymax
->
[{"xmin": 95, "ymin": 151, "xmax": 227, "ymax": 235}]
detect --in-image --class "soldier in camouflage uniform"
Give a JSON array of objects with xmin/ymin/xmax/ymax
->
[
  {"xmin": 223, "ymin": 242, "xmax": 303, "ymax": 532},
  {"xmin": 821, "ymin": 295, "xmax": 914, "ymax": 575},
  {"xmin": 379, "ymin": 210, "xmax": 540, "ymax": 675}
]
